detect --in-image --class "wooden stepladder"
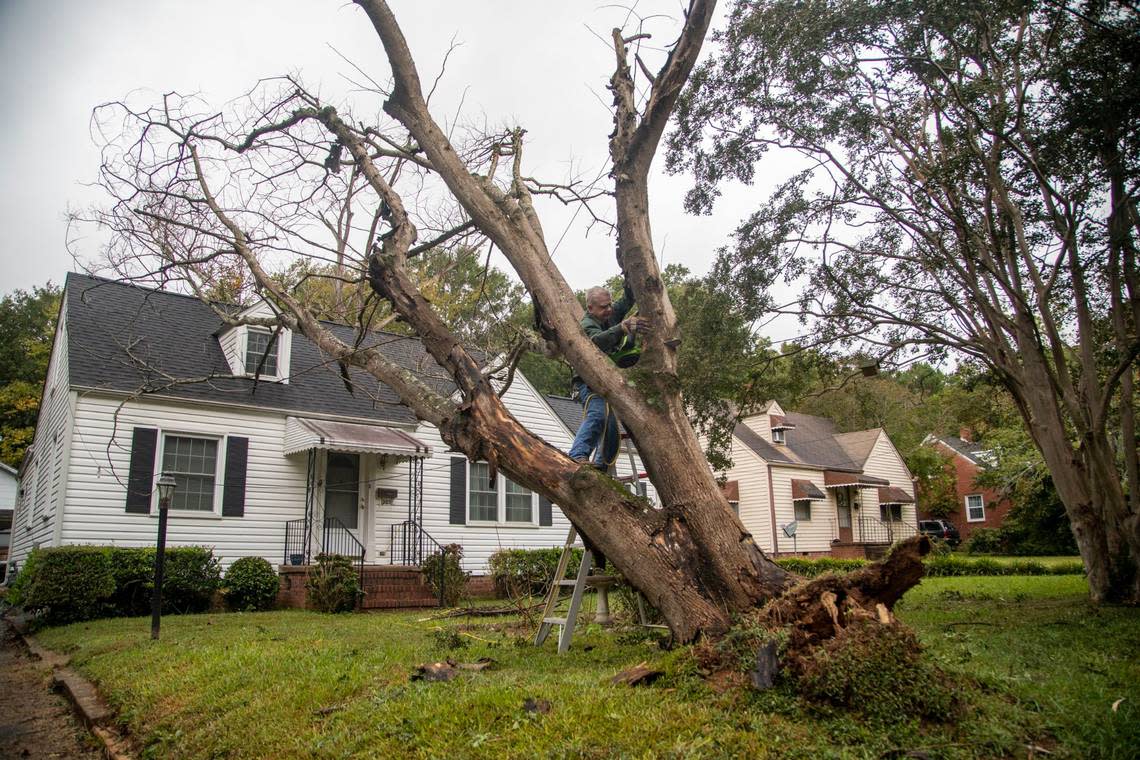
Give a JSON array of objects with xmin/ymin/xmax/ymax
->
[{"xmin": 535, "ymin": 434, "xmax": 659, "ymax": 653}]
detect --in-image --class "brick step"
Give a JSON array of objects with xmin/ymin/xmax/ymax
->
[
  {"xmin": 362, "ymin": 585, "xmax": 433, "ymax": 595},
  {"xmin": 361, "ymin": 571, "xmax": 425, "ymax": 581},
  {"xmin": 363, "ymin": 599, "xmax": 440, "ymax": 609}
]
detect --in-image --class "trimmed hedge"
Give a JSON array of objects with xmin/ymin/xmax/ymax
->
[
  {"xmin": 489, "ymin": 547, "xmax": 583, "ymax": 597},
  {"xmin": 924, "ymin": 555, "xmax": 1084, "ymax": 577},
  {"xmin": 775, "ymin": 557, "xmax": 869, "ymax": 577},
  {"xmin": 7, "ymin": 545, "xmax": 222, "ymax": 626}
]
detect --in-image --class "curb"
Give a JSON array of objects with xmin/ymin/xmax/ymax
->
[{"xmin": 12, "ymin": 619, "xmax": 136, "ymax": 760}]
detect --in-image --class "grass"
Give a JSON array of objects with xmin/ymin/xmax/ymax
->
[
  {"xmin": 32, "ymin": 575, "xmax": 1139, "ymax": 759},
  {"xmin": 950, "ymin": 553, "xmax": 1083, "ymax": 568}
]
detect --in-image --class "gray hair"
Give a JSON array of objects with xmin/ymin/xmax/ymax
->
[{"xmin": 585, "ymin": 286, "xmax": 610, "ymax": 306}]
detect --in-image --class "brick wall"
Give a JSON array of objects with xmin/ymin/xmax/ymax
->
[{"xmin": 921, "ymin": 443, "xmax": 1014, "ymax": 541}]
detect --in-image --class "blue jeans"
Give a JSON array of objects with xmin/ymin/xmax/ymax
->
[{"xmin": 567, "ymin": 379, "xmax": 619, "ymax": 467}]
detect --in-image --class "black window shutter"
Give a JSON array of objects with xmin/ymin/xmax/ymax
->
[
  {"xmin": 222, "ymin": 436, "xmax": 249, "ymax": 517},
  {"xmin": 125, "ymin": 427, "xmax": 158, "ymax": 513},
  {"xmin": 449, "ymin": 457, "xmax": 467, "ymax": 525},
  {"xmin": 539, "ymin": 495, "xmax": 553, "ymax": 526}
]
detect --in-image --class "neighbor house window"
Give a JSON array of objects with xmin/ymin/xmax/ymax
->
[
  {"xmin": 880, "ymin": 503, "xmax": 903, "ymax": 522},
  {"xmin": 161, "ymin": 434, "xmax": 219, "ymax": 511},
  {"xmin": 793, "ymin": 499, "xmax": 812, "ymax": 521},
  {"xmin": 245, "ymin": 329, "xmax": 278, "ymax": 377},
  {"xmin": 469, "ymin": 462, "xmax": 535, "ymax": 524},
  {"xmin": 965, "ymin": 494, "xmax": 985, "ymax": 522},
  {"xmin": 772, "ymin": 428, "xmax": 786, "ymax": 444}
]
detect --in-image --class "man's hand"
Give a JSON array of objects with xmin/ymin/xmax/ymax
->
[{"xmin": 622, "ymin": 316, "xmax": 651, "ymax": 336}]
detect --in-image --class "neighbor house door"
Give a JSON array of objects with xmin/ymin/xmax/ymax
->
[
  {"xmin": 324, "ymin": 452, "xmax": 362, "ymax": 544},
  {"xmin": 836, "ymin": 487, "xmax": 853, "ymax": 543}
]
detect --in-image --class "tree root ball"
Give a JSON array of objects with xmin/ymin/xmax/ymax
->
[{"xmin": 790, "ymin": 620, "xmax": 964, "ymax": 724}]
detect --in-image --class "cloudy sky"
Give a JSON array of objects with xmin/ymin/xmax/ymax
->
[{"xmin": 0, "ymin": 1, "xmax": 791, "ymax": 333}]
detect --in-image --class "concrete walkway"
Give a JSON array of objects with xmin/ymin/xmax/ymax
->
[{"xmin": 0, "ymin": 615, "xmax": 106, "ymax": 759}]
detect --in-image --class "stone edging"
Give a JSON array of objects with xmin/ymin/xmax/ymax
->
[{"xmin": 13, "ymin": 619, "xmax": 137, "ymax": 760}]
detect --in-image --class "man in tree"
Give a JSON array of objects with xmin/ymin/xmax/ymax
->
[{"xmin": 567, "ymin": 280, "xmax": 648, "ymax": 471}]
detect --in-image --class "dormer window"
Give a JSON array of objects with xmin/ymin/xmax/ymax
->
[
  {"xmin": 772, "ymin": 428, "xmax": 785, "ymax": 444},
  {"xmin": 245, "ymin": 329, "xmax": 279, "ymax": 377}
]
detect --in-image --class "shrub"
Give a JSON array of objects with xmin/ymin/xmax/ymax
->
[
  {"xmin": 7, "ymin": 547, "xmax": 116, "ymax": 625},
  {"xmin": 964, "ymin": 528, "xmax": 1004, "ymax": 554},
  {"xmin": 160, "ymin": 547, "xmax": 222, "ymax": 613},
  {"xmin": 105, "ymin": 547, "xmax": 156, "ymax": 616},
  {"xmin": 421, "ymin": 544, "xmax": 470, "ymax": 607},
  {"xmin": 793, "ymin": 621, "xmax": 964, "ymax": 724},
  {"xmin": 489, "ymin": 547, "xmax": 582, "ymax": 598},
  {"xmin": 223, "ymin": 557, "xmax": 279, "ymax": 612},
  {"xmin": 775, "ymin": 557, "xmax": 869, "ymax": 577},
  {"xmin": 306, "ymin": 554, "xmax": 361, "ymax": 613}
]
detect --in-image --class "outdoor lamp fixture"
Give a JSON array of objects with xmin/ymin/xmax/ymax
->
[{"xmin": 150, "ymin": 473, "xmax": 177, "ymax": 641}]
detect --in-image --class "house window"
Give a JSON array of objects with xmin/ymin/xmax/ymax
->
[
  {"xmin": 245, "ymin": 329, "xmax": 278, "ymax": 377},
  {"xmin": 880, "ymin": 503, "xmax": 903, "ymax": 522},
  {"xmin": 965, "ymin": 494, "xmax": 985, "ymax": 522},
  {"xmin": 469, "ymin": 462, "xmax": 534, "ymax": 524},
  {"xmin": 161, "ymin": 434, "xmax": 219, "ymax": 512},
  {"xmin": 729, "ymin": 501, "xmax": 739, "ymax": 516},
  {"xmin": 772, "ymin": 428, "xmax": 785, "ymax": 444},
  {"xmin": 794, "ymin": 499, "xmax": 812, "ymax": 521}
]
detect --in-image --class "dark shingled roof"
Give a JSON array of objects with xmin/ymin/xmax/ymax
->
[
  {"xmin": 64, "ymin": 273, "xmax": 456, "ymax": 424},
  {"xmin": 545, "ymin": 395, "xmax": 584, "ymax": 435},
  {"xmin": 734, "ymin": 411, "xmax": 864, "ymax": 472},
  {"xmin": 934, "ymin": 435, "xmax": 990, "ymax": 465}
]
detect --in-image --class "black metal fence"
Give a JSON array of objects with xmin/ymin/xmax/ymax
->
[{"xmin": 282, "ymin": 517, "xmax": 366, "ymax": 605}]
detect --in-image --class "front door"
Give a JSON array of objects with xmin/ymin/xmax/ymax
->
[
  {"xmin": 836, "ymin": 487, "xmax": 853, "ymax": 543},
  {"xmin": 324, "ymin": 452, "xmax": 361, "ymax": 542}
]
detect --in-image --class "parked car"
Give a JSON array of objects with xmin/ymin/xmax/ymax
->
[{"xmin": 918, "ymin": 519, "xmax": 961, "ymax": 547}]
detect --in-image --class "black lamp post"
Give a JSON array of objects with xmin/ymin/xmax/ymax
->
[{"xmin": 150, "ymin": 473, "xmax": 177, "ymax": 641}]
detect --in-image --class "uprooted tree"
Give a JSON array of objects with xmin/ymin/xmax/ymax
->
[{"xmin": 88, "ymin": 0, "xmax": 929, "ymax": 645}]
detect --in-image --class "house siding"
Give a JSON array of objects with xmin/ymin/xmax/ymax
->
[
  {"xmin": 722, "ymin": 438, "xmax": 774, "ymax": 553},
  {"xmin": 863, "ymin": 432, "xmax": 917, "ymax": 528},
  {"xmin": 769, "ymin": 465, "xmax": 834, "ymax": 554},
  {"xmin": 56, "ymin": 393, "xmax": 309, "ymax": 566}
]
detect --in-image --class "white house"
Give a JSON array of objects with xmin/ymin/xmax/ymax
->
[
  {"xmin": 720, "ymin": 401, "xmax": 917, "ymax": 558},
  {"xmin": 5, "ymin": 273, "xmax": 641, "ymax": 583},
  {"xmin": 0, "ymin": 462, "xmax": 16, "ymax": 580}
]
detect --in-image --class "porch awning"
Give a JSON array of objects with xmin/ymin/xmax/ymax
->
[
  {"xmin": 791, "ymin": 478, "xmax": 827, "ymax": 500},
  {"xmin": 823, "ymin": 470, "xmax": 890, "ymax": 488},
  {"xmin": 877, "ymin": 485, "xmax": 915, "ymax": 504},
  {"xmin": 283, "ymin": 417, "xmax": 431, "ymax": 458}
]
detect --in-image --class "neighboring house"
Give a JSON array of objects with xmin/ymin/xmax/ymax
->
[
  {"xmin": 0, "ymin": 462, "xmax": 16, "ymax": 581},
  {"xmin": 921, "ymin": 431, "xmax": 1013, "ymax": 541},
  {"xmin": 718, "ymin": 401, "xmax": 917, "ymax": 558},
  {"xmin": 4, "ymin": 273, "xmax": 583, "ymax": 585}
]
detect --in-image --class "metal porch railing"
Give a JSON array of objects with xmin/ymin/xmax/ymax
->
[{"xmin": 389, "ymin": 519, "xmax": 447, "ymax": 607}]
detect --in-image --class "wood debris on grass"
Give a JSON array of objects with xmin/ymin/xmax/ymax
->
[
  {"xmin": 610, "ymin": 661, "xmax": 663, "ymax": 687},
  {"xmin": 411, "ymin": 658, "xmax": 496, "ymax": 682}
]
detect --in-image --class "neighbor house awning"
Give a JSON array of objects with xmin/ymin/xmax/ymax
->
[
  {"xmin": 877, "ymin": 485, "xmax": 915, "ymax": 504},
  {"xmin": 283, "ymin": 417, "xmax": 431, "ymax": 458},
  {"xmin": 791, "ymin": 479, "xmax": 827, "ymax": 500},
  {"xmin": 823, "ymin": 470, "xmax": 890, "ymax": 488}
]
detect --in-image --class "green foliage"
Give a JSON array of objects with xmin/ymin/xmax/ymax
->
[
  {"xmin": 222, "ymin": 557, "xmax": 279, "ymax": 612},
  {"xmin": 420, "ymin": 544, "xmax": 470, "ymax": 608},
  {"xmin": 907, "ymin": 446, "xmax": 958, "ymax": 520},
  {"xmin": 794, "ymin": 621, "xmax": 963, "ymax": 724},
  {"xmin": 305, "ymin": 553, "xmax": 361, "ymax": 613},
  {"xmin": 7, "ymin": 545, "xmax": 223, "ymax": 625},
  {"xmin": 963, "ymin": 528, "xmax": 1005, "ymax": 555},
  {"xmin": 161, "ymin": 547, "xmax": 222, "ymax": 614},
  {"xmin": 488, "ymin": 547, "xmax": 581, "ymax": 598},
  {"xmin": 774, "ymin": 557, "xmax": 868, "ymax": 576},
  {"xmin": 0, "ymin": 283, "xmax": 60, "ymax": 468},
  {"xmin": 8, "ymin": 547, "xmax": 115, "ymax": 625},
  {"xmin": 925, "ymin": 555, "xmax": 1084, "ymax": 577}
]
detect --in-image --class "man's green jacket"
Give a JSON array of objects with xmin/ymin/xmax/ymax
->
[{"xmin": 580, "ymin": 281, "xmax": 635, "ymax": 354}]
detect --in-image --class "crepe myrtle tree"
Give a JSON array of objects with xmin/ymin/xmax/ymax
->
[
  {"xmin": 88, "ymin": 0, "xmax": 928, "ymax": 643},
  {"xmin": 668, "ymin": 0, "xmax": 1140, "ymax": 603}
]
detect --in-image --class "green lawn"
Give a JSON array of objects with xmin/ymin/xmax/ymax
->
[
  {"xmin": 949, "ymin": 554, "xmax": 1083, "ymax": 568},
  {"xmin": 33, "ymin": 575, "xmax": 1138, "ymax": 759}
]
